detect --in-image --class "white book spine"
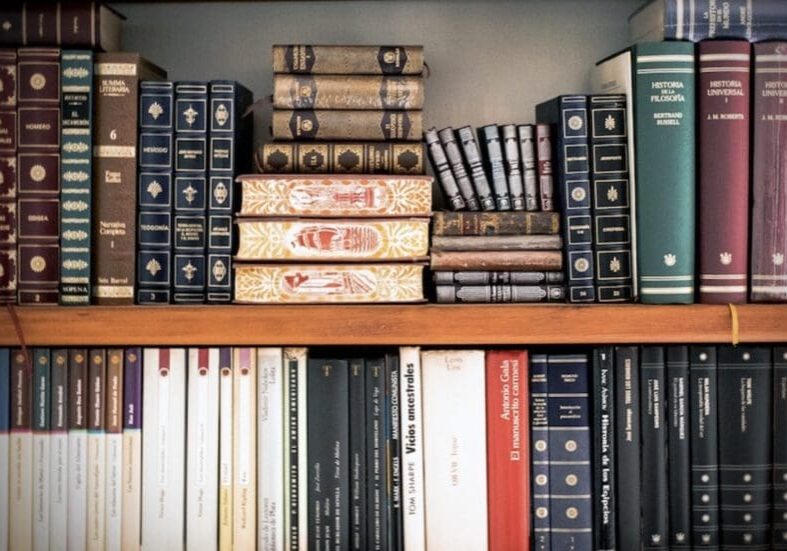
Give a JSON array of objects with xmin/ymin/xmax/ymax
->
[
  {"xmin": 105, "ymin": 432, "xmax": 123, "ymax": 551},
  {"xmin": 218, "ymin": 349, "xmax": 234, "ymax": 551},
  {"xmin": 87, "ymin": 432, "xmax": 106, "ymax": 551},
  {"xmin": 120, "ymin": 430, "xmax": 141, "ymax": 551},
  {"xmin": 421, "ymin": 350, "xmax": 488, "ymax": 551},
  {"xmin": 399, "ymin": 347, "xmax": 426, "ymax": 551},
  {"xmin": 49, "ymin": 430, "xmax": 68, "ymax": 551},
  {"xmin": 68, "ymin": 430, "xmax": 88, "ymax": 550},
  {"xmin": 10, "ymin": 431, "xmax": 32, "ymax": 550},
  {"xmin": 257, "ymin": 347, "xmax": 284, "ymax": 551},
  {"xmin": 33, "ymin": 431, "xmax": 50, "ymax": 551},
  {"xmin": 186, "ymin": 348, "xmax": 220, "ymax": 551},
  {"xmin": 0, "ymin": 430, "xmax": 7, "ymax": 551},
  {"xmin": 233, "ymin": 348, "xmax": 257, "ymax": 549}
]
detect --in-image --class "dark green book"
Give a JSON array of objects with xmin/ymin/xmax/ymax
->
[{"xmin": 633, "ymin": 42, "xmax": 696, "ymax": 303}]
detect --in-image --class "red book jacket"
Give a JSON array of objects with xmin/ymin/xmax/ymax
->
[
  {"xmin": 750, "ymin": 42, "xmax": 787, "ymax": 302},
  {"xmin": 698, "ymin": 41, "xmax": 751, "ymax": 304},
  {"xmin": 486, "ymin": 349, "xmax": 530, "ymax": 551}
]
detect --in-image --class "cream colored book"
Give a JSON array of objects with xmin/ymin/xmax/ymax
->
[
  {"xmin": 283, "ymin": 347, "xmax": 308, "ymax": 551},
  {"xmin": 68, "ymin": 350, "xmax": 89, "ymax": 551},
  {"xmin": 218, "ymin": 348, "xmax": 233, "ymax": 551},
  {"xmin": 257, "ymin": 348, "xmax": 284, "ymax": 551},
  {"xmin": 233, "ymin": 348, "xmax": 257, "ymax": 550},
  {"xmin": 121, "ymin": 348, "xmax": 142, "ymax": 551},
  {"xmin": 87, "ymin": 350, "xmax": 106, "ymax": 551},
  {"xmin": 399, "ymin": 347, "xmax": 426, "ymax": 551},
  {"xmin": 105, "ymin": 349, "xmax": 124, "ymax": 551},
  {"xmin": 10, "ymin": 350, "xmax": 33, "ymax": 551},
  {"xmin": 49, "ymin": 350, "xmax": 69, "ymax": 551}
]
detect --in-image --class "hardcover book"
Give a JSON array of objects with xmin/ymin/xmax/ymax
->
[
  {"xmin": 438, "ymin": 127, "xmax": 480, "ymax": 210},
  {"xmin": 431, "ymin": 211, "xmax": 560, "ymax": 236},
  {"xmin": 502, "ymin": 124, "xmax": 525, "ymax": 210},
  {"xmin": 32, "ymin": 348, "xmax": 51, "ymax": 551},
  {"xmin": 456, "ymin": 126, "xmax": 495, "ymax": 211},
  {"xmin": 121, "ymin": 347, "xmax": 142, "ymax": 551},
  {"xmin": 517, "ymin": 124, "xmax": 539, "ymax": 211},
  {"xmin": 615, "ymin": 346, "xmax": 641, "ymax": 551},
  {"xmin": 105, "ymin": 349, "xmax": 124, "ymax": 551},
  {"xmin": 0, "ymin": 50, "xmax": 17, "ymax": 303},
  {"xmin": 435, "ymin": 284, "xmax": 565, "ymax": 303},
  {"xmin": 530, "ymin": 354, "xmax": 550, "ymax": 551},
  {"xmin": 273, "ymin": 74, "xmax": 424, "ymax": 110},
  {"xmin": 233, "ymin": 348, "xmax": 257, "ymax": 550},
  {"xmin": 431, "ymin": 235, "xmax": 562, "ymax": 251},
  {"xmin": 399, "ymin": 347, "xmax": 425, "ymax": 551},
  {"xmin": 67, "ymin": 349, "xmax": 88, "ymax": 551},
  {"xmin": 479, "ymin": 124, "xmax": 511, "ymax": 210},
  {"xmin": 432, "ymin": 270, "xmax": 564, "ymax": 286},
  {"xmin": 425, "ymin": 127, "xmax": 465, "ymax": 210},
  {"xmin": 10, "ymin": 350, "xmax": 32, "ymax": 551},
  {"xmin": 429, "ymin": 250, "xmax": 562, "ymax": 271},
  {"xmin": 238, "ymin": 174, "xmax": 432, "ymax": 217},
  {"xmin": 87, "ymin": 349, "xmax": 106, "ymax": 551},
  {"xmin": 258, "ymin": 348, "xmax": 285, "ymax": 551},
  {"xmin": 256, "ymin": 142, "xmax": 426, "ymax": 175},
  {"xmin": 535, "ymin": 123, "xmax": 554, "ymax": 211},
  {"xmin": 273, "ymin": 109, "xmax": 422, "ymax": 141},
  {"xmin": 272, "ymin": 45, "xmax": 424, "ymax": 75}
]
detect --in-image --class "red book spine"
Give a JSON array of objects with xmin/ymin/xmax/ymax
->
[
  {"xmin": 0, "ymin": 49, "xmax": 17, "ymax": 303},
  {"xmin": 16, "ymin": 47, "xmax": 60, "ymax": 304},
  {"xmin": 698, "ymin": 41, "xmax": 751, "ymax": 304},
  {"xmin": 486, "ymin": 349, "xmax": 530, "ymax": 551},
  {"xmin": 750, "ymin": 42, "xmax": 787, "ymax": 302}
]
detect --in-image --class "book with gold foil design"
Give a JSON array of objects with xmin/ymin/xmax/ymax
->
[
  {"xmin": 237, "ymin": 175, "xmax": 432, "ymax": 217},
  {"xmin": 234, "ymin": 264, "xmax": 424, "ymax": 303},
  {"xmin": 273, "ymin": 110, "xmax": 422, "ymax": 141},
  {"xmin": 272, "ymin": 45, "xmax": 424, "ymax": 75},
  {"xmin": 256, "ymin": 142, "xmax": 425, "ymax": 175},
  {"xmin": 273, "ymin": 75, "xmax": 424, "ymax": 110},
  {"xmin": 236, "ymin": 219, "xmax": 429, "ymax": 261}
]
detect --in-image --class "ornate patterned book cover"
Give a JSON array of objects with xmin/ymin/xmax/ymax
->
[
  {"xmin": 236, "ymin": 219, "xmax": 429, "ymax": 261},
  {"xmin": 432, "ymin": 270, "xmax": 564, "ymax": 286},
  {"xmin": 479, "ymin": 124, "xmax": 511, "ymax": 210},
  {"xmin": 502, "ymin": 124, "xmax": 525, "ymax": 210},
  {"xmin": 430, "ymin": 250, "xmax": 563, "ymax": 271},
  {"xmin": 234, "ymin": 263, "xmax": 424, "ymax": 304},
  {"xmin": 456, "ymin": 126, "xmax": 495, "ymax": 211},
  {"xmin": 272, "ymin": 45, "xmax": 424, "ymax": 75},
  {"xmin": 425, "ymin": 127, "xmax": 465, "ymax": 210},
  {"xmin": 535, "ymin": 123, "xmax": 554, "ymax": 211},
  {"xmin": 435, "ymin": 284, "xmax": 564, "ymax": 303},
  {"xmin": 273, "ymin": 74, "xmax": 423, "ymax": 110},
  {"xmin": 0, "ymin": 49, "xmax": 16, "ymax": 303},
  {"xmin": 238, "ymin": 174, "xmax": 432, "ymax": 217},
  {"xmin": 431, "ymin": 235, "xmax": 562, "ymax": 251},
  {"xmin": 518, "ymin": 124, "xmax": 540, "ymax": 211},
  {"xmin": 256, "ymin": 142, "xmax": 425, "ymax": 175},
  {"xmin": 438, "ymin": 127, "xmax": 479, "ymax": 210},
  {"xmin": 273, "ymin": 110, "xmax": 422, "ymax": 141},
  {"xmin": 432, "ymin": 211, "xmax": 560, "ymax": 236}
]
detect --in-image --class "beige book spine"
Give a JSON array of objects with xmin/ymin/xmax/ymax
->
[
  {"xmin": 233, "ymin": 348, "xmax": 257, "ymax": 550},
  {"xmin": 219, "ymin": 353, "xmax": 234, "ymax": 551},
  {"xmin": 120, "ymin": 431, "xmax": 141, "ymax": 551},
  {"xmin": 272, "ymin": 109, "xmax": 422, "ymax": 141},
  {"xmin": 272, "ymin": 45, "xmax": 424, "ymax": 75},
  {"xmin": 430, "ymin": 250, "xmax": 563, "ymax": 271},
  {"xmin": 273, "ymin": 74, "xmax": 424, "ymax": 110}
]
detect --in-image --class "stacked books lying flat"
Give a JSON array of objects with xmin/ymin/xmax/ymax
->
[{"xmin": 234, "ymin": 174, "xmax": 432, "ymax": 303}]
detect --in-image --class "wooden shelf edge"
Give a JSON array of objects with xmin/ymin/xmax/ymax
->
[{"xmin": 2, "ymin": 304, "xmax": 786, "ymax": 346}]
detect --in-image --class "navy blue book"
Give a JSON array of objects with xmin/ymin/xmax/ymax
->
[
  {"xmin": 536, "ymin": 96, "xmax": 596, "ymax": 302},
  {"xmin": 615, "ymin": 346, "xmax": 641, "ymax": 550},
  {"xmin": 530, "ymin": 354, "xmax": 551, "ymax": 551},
  {"xmin": 137, "ymin": 81, "xmax": 174, "ymax": 304},
  {"xmin": 207, "ymin": 81, "xmax": 252, "ymax": 303},
  {"xmin": 547, "ymin": 353, "xmax": 593, "ymax": 550},
  {"xmin": 173, "ymin": 82, "xmax": 208, "ymax": 303},
  {"xmin": 593, "ymin": 347, "xmax": 616, "ymax": 551},
  {"xmin": 774, "ymin": 347, "xmax": 787, "ymax": 550},
  {"xmin": 667, "ymin": 346, "xmax": 691, "ymax": 550}
]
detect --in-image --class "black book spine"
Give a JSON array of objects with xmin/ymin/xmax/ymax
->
[
  {"xmin": 501, "ymin": 124, "xmax": 525, "ymax": 210},
  {"xmin": 424, "ymin": 128, "xmax": 465, "ymax": 211},
  {"xmin": 480, "ymin": 124, "xmax": 511, "ymax": 210},
  {"xmin": 385, "ymin": 353, "xmax": 403, "ymax": 551},
  {"xmin": 530, "ymin": 354, "xmax": 550, "ymax": 551},
  {"xmin": 366, "ymin": 358, "xmax": 387, "ymax": 551},
  {"xmin": 615, "ymin": 345, "xmax": 641, "ymax": 550},
  {"xmin": 287, "ymin": 354, "xmax": 300, "ymax": 550},
  {"xmin": 718, "ymin": 345, "xmax": 772, "ymax": 550},
  {"xmin": 690, "ymin": 346, "xmax": 720, "ymax": 549},
  {"xmin": 593, "ymin": 347, "xmax": 617, "ymax": 551},
  {"xmin": 350, "ymin": 358, "xmax": 367, "ymax": 551},
  {"xmin": 518, "ymin": 124, "xmax": 540, "ymax": 212},
  {"xmin": 774, "ymin": 347, "xmax": 787, "ymax": 550},
  {"xmin": 667, "ymin": 346, "xmax": 691, "ymax": 550},
  {"xmin": 438, "ymin": 127, "xmax": 479, "ymax": 211},
  {"xmin": 456, "ymin": 125, "xmax": 495, "ymax": 211}
]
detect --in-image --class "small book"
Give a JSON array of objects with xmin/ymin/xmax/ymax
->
[
  {"xmin": 456, "ymin": 126, "xmax": 495, "ymax": 211},
  {"xmin": 87, "ymin": 349, "xmax": 106, "ymax": 551},
  {"xmin": 535, "ymin": 124, "xmax": 554, "ymax": 211},
  {"xmin": 425, "ymin": 127, "xmax": 465, "ymax": 211},
  {"xmin": 432, "ymin": 271, "xmax": 564, "ymax": 286},
  {"xmin": 272, "ymin": 45, "xmax": 425, "ymax": 75},
  {"xmin": 517, "ymin": 124, "xmax": 540, "ymax": 211},
  {"xmin": 438, "ymin": 127, "xmax": 480, "ymax": 210},
  {"xmin": 431, "ymin": 235, "xmax": 562, "ymax": 251},
  {"xmin": 479, "ymin": 124, "xmax": 511, "ymax": 210},
  {"xmin": 121, "ymin": 348, "xmax": 142, "ymax": 551},
  {"xmin": 255, "ymin": 142, "xmax": 426, "ymax": 175},
  {"xmin": 501, "ymin": 124, "xmax": 525, "ymax": 210},
  {"xmin": 233, "ymin": 348, "xmax": 257, "ymax": 550},
  {"xmin": 67, "ymin": 350, "xmax": 88, "ymax": 551},
  {"xmin": 431, "ymin": 211, "xmax": 560, "ymax": 236}
]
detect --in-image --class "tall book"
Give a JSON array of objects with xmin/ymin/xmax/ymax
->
[
  {"xmin": 0, "ymin": 50, "xmax": 17, "ymax": 303},
  {"xmin": 284, "ymin": 347, "xmax": 308, "ymax": 551},
  {"xmin": 218, "ymin": 348, "xmax": 233, "ymax": 551},
  {"xmin": 536, "ymin": 95, "xmax": 596, "ymax": 302},
  {"xmin": 258, "ymin": 348, "xmax": 284, "ymax": 551},
  {"xmin": 17, "ymin": 47, "xmax": 60, "ymax": 304},
  {"xmin": 308, "ymin": 357, "xmax": 350, "ymax": 550},
  {"xmin": 67, "ymin": 349, "xmax": 88, "ymax": 551},
  {"xmin": 486, "ymin": 349, "xmax": 530, "ymax": 551},
  {"xmin": 615, "ymin": 346, "xmax": 641, "ymax": 550},
  {"xmin": 121, "ymin": 347, "xmax": 142, "ymax": 551},
  {"xmin": 717, "ymin": 346, "xmax": 772, "ymax": 548},
  {"xmin": 105, "ymin": 349, "xmax": 124, "ymax": 551},
  {"xmin": 366, "ymin": 356, "xmax": 387, "ymax": 551},
  {"xmin": 174, "ymin": 82, "xmax": 208, "ymax": 303},
  {"xmin": 589, "ymin": 94, "xmax": 633, "ymax": 302},
  {"xmin": 136, "ymin": 81, "xmax": 174, "ymax": 304},
  {"xmin": 750, "ymin": 42, "xmax": 787, "ymax": 302},
  {"xmin": 272, "ymin": 45, "xmax": 424, "ymax": 75},
  {"xmin": 689, "ymin": 346, "xmax": 719, "ymax": 549},
  {"xmin": 207, "ymin": 81, "xmax": 253, "ymax": 303},
  {"xmin": 0, "ymin": 349, "xmax": 9, "ymax": 551},
  {"xmin": 59, "ymin": 50, "xmax": 93, "ymax": 305},
  {"xmin": 593, "ymin": 347, "xmax": 616, "ymax": 551},
  {"xmin": 10, "ymin": 350, "xmax": 32, "ymax": 550},
  {"xmin": 141, "ymin": 348, "xmax": 186, "ymax": 551},
  {"xmin": 421, "ymin": 350, "xmax": 488, "ymax": 550},
  {"xmin": 233, "ymin": 348, "xmax": 257, "ymax": 549},
  {"xmin": 186, "ymin": 348, "xmax": 219, "ymax": 551},
  {"xmin": 49, "ymin": 350, "xmax": 68, "ymax": 551},
  {"xmin": 697, "ymin": 41, "xmax": 751, "ymax": 304},
  {"xmin": 93, "ymin": 53, "xmax": 166, "ymax": 304},
  {"xmin": 774, "ymin": 347, "xmax": 787, "ymax": 549},
  {"xmin": 32, "ymin": 348, "xmax": 50, "ymax": 551},
  {"xmin": 349, "ymin": 358, "xmax": 367, "ymax": 551},
  {"xmin": 385, "ymin": 353, "xmax": 403, "ymax": 551},
  {"xmin": 667, "ymin": 346, "xmax": 691, "ymax": 549},
  {"xmin": 87, "ymin": 349, "xmax": 106, "ymax": 551},
  {"xmin": 530, "ymin": 354, "xmax": 551, "ymax": 551},
  {"xmin": 399, "ymin": 347, "xmax": 425, "ymax": 551},
  {"xmin": 641, "ymin": 346, "xmax": 668, "ymax": 550},
  {"xmin": 632, "ymin": 42, "xmax": 696, "ymax": 304}
]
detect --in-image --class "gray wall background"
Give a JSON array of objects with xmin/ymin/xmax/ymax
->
[{"xmin": 115, "ymin": 0, "xmax": 644, "ymax": 146}]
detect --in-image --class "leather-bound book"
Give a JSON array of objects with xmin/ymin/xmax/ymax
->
[
  {"xmin": 272, "ymin": 45, "xmax": 424, "ymax": 75},
  {"xmin": 256, "ymin": 142, "xmax": 426, "ymax": 175},
  {"xmin": 273, "ymin": 74, "xmax": 423, "ymax": 110},
  {"xmin": 273, "ymin": 110, "xmax": 422, "ymax": 141},
  {"xmin": 432, "ymin": 211, "xmax": 560, "ymax": 236},
  {"xmin": 430, "ymin": 250, "xmax": 562, "ymax": 271},
  {"xmin": 0, "ymin": 49, "xmax": 16, "ymax": 303}
]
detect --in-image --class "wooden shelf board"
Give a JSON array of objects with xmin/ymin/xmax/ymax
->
[{"xmin": 1, "ymin": 304, "xmax": 785, "ymax": 346}]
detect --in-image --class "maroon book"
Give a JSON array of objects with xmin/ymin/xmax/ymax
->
[
  {"xmin": 0, "ymin": 49, "xmax": 17, "ymax": 303},
  {"xmin": 17, "ymin": 47, "xmax": 60, "ymax": 305},
  {"xmin": 698, "ymin": 41, "xmax": 751, "ymax": 304},
  {"xmin": 751, "ymin": 42, "xmax": 787, "ymax": 302}
]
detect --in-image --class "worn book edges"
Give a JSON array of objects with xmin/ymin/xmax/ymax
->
[
  {"xmin": 615, "ymin": 346, "xmax": 641, "ymax": 550},
  {"xmin": 121, "ymin": 347, "xmax": 142, "ymax": 551},
  {"xmin": 258, "ymin": 348, "xmax": 285, "ymax": 551},
  {"xmin": 438, "ymin": 127, "xmax": 480, "ymax": 210},
  {"xmin": 479, "ymin": 124, "xmax": 511, "ymax": 210},
  {"xmin": 593, "ymin": 347, "xmax": 616, "ymax": 551},
  {"xmin": 517, "ymin": 124, "xmax": 539, "ymax": 211},
  {"xmin": 273, "ymin": 74, "xmax": 423, "ymax": 110},
  {"xmin": 273, "ymin": 110, "xmax": 422, "ymax": 142},
  {"xmin": 256, "ymin": 142, "xmax": 426, "ymax": 175},
  {"xmin": 667, "ymin": 346, "xmax": 691, "ymax": 549},
  {"xmin": 430, "ymin": 250, "xmax": 562, "ymax": 272},
  {"xmin": 272, "ymin": 45, "xmax": 424, "ymax": 75},
  {"xmin": 535, "ymin": 123, "xmax": 554, "ymax": 211},
  {"xmin": 431, "ymin": 211, "xmax": 560, "ymax": 236},
  {"xmin": 67, "ymin": 349, "xmax": 88, "ymax": 551},
  {"xmin": 424, "ymin": 127, "xmax": 464, "ymax": 210},
  {"xmin": 0, "ymin": 49, "xmax": 16, "ymax": 303},
  {"xmin": 456, "ymin": 126, "xmax": 495, "ymax": 211},
  {"xmin": 641, "ymin": 346, "xmax": 668, "ymax": 550}
]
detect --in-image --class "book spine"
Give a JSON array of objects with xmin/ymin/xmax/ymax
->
[
  {"xmin": 186, "ymin": 348, "xmax": 219, "ymax": 551},
  {"xmin": 432, "ymin": 270, "xmax": 564, "ymax": 285},
  {"xmin": 535, "ymin": 123, "xmax": 554, "ymax": 211},
  {"xmin": 173, "ymin": 82, "xmax": 208, "ymax": 303},
  {"xmin": 399, "ymin": 347, "xmax": 425, "ymax": 551},
  {"xmin": 272, "ymin": 45, "xmax": 424, "ymax": 75},
  {"xmin": 717, "ymin": 345, "xmax": 772, "ymax": 549},
  {"xmin": 17, "ymin": 47, "xmax": 60, "ymax": 304},
  {"xmin": 273, "ymin": 110, "xmax": 422, "ymax": 141},
  {"xmin": 32, "ymin": 348, "xmax": 50, "ymax": 551},
  {"xmin": 774, "ymin": 347, "xmax": 787, "ymax": 550},
  {"xmin": 424, "ymin": 128, "xmax": 465, "ymax": 211},
  {"xmin": 233, "ymin": 348, "xmax": 257, "ymax": 549},
  {"xmin": 633, "ymin": 42, "xmax": 696, "ymax": 304},
  {"xmin": 590, "ymin": 94, "xmax": 634, "ymax": 302},
  {"xmin": 501, "ymin": 124, "xmax": 525, "ymax": 210},
  {"xmin": 136, "ymin": 81, "xmax": 174, "ymax": 305},
  {"xmin": 480, "ymin": 124, "xmax": 511, "ymax": 210},
  {"xmin": 105, "ymin": 349, "xmax": 123, "ymax": 551},
  {"xmin": 349, "ymin": 358, "xmax": 368, "ymax": 551},
  {"xmin": 284, "ymin": 347, "xmax": 308, "ymax": 551},
  {"xmin": 697, "ymin": 41, "xmax": 751, "ymax": 304},
  {"xmin": 208, "ymin": 81, "xmax": 253, "ymax": 303},
  {"xmin": 256, "ymin": 142, "xmax": 426, "ymax": 175},
  {"xmin": 615, "ymin": 346, "xmax": 641, "ymax": 551},
  {"xmin": 486, "ymin": 349, "xmax": 530, "ymax": 551},
  {"xmin": 435, "ymin": 284, "xmax": 565, "ymax": 303},
  {"xmin": 689, "ymin": 346, "xmax": 719, "ymax": 549},
  {"xmin": 0, "ymin": 49, "xmax": 17, "ymax": 303},
  {"xmin": 431, "ymin": 211, "xmax": 561, "ymax": 236},
  {"xmin": 593, "ymin": 347, "xmax": 616, "ymax": 551},
  {"xmin": 431, "ymin": 234, "xmax": 562, "ymax": 251},
  {"xmin": 429, "ymin": 250, "xmax": 562, "ymax": 271},
  {"xmin": 385, "ymin": 353, "xmax": 402, "ymax": 551},
  {"xmin": 0, "ymin": 3, "xmax": 116, "ymax": 48},
  {"xmin": 258, "ymin": 347, "xmax": 284, "ymax": 551},
  {"xmin": 10, "ymin": 350, "xmax": 32, "ymax": 550},
  {"xmin": 518, "ymin": 124, "xmax": 540, "ymax": 211},
  {"xmin": 641, "ymin": 346, "xmax": 668, "ymax": 550},
  {"xmin": 456, "ymin": 126, "xmax": 495, "ymax": 211},
  {"xmin": 59, "ymin": 50, "xmax": 93, "ymax": 305},
  {"xmin": 273, "ymin": 74, "xmax": 423, "ymax": 110},
  {"xmin": 750, "ymin": 41, "xmax": 787, "ymax": 302},
  {"xmin": 67, "ymin": 349, "xmax": 88, "ymax": 551},
  {"xmin": 0, "ymin": 349, "xmax": 8, "ymax": 551},
  {"xmin": 652, "ymin": 0, "xmax": 787, "ymax": 42},
  {"xmin": 366, "ymin": 357, "xmax": 387, "ymax": 551},
  {"xmin": 218, "ymin": 348, "xmax": 233, "ymax": 551},
  {"xmin": 421, "ymin": 350, "xmax": 488, "ymax": 550},
  {"xmin": 121, "ymin": 347, "xmax": 142, "ymax": 551},
  {"xmin": 438, "ymin": 127, "xmax": 480, "ymax": 210},
  {"xmin": 87, "ymin": 348, "xmax": 106, "ymax": 551},
  {"xmin": 530, "ymin": 354, "xmax": 550, "ymax": 551},
  {"xmin": 666, "ymin": 346, "xmax": 691, "ymax": 550}
]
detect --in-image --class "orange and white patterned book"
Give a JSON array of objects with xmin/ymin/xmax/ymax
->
[
  {"xmin": 236, "ymin": 219, "xmax": 429, "ymax": 261},
  {"xmin": 234, "ymin": 264, "xmax": 424, "ymax": 304},
  {"xmin": 237, "ymin": 175, "xmax": 432, "ymax": 217}
]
